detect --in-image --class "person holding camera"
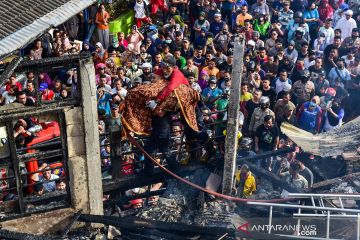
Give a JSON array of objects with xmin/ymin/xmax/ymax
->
[{"xmin": 127, "ymin": 25, "xmax": 145, "ymax": 54}]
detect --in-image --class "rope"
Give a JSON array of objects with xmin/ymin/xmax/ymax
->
[{"xmin": 127, "ymin": 134, "xmax": 298, "ymax": 203}]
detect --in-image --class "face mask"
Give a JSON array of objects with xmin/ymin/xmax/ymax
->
[
  {"xmin": 296, "ymin": 64, "xmax": 303, "ymax": 70},
  {"xmin": 337, "ymin": 65, "xmax": 344, "ymax": 70},
  {"xmin": 259, "ymin": 17, "xmax": 264, "ymax": 21},
  {"xmin": 165, "ymin": 39, "xmax": 172, "ymax": 44}
]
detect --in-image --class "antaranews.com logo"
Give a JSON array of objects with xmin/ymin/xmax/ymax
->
[{"xmin": 234, "ymin": 217, "xmax": 356, "ymax": 239}]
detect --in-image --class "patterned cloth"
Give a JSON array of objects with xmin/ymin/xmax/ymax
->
[{"xmin": 121, "ymin": 80, "xmax": 200, "ymax": 135}]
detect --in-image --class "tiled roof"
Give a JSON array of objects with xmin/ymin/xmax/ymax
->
[{"xmin": 0, "ymin": 0, "xmax": 96, "ymax": 58}]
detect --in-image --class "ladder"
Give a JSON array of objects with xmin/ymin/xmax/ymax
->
[{"xmin": 247, "ymin": 193, "xmax": 360, "ymax": 240}]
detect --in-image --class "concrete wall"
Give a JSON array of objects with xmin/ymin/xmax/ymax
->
[{"xmin": 65, "ymin": 57, "xmax": 103, "ymax": 215}]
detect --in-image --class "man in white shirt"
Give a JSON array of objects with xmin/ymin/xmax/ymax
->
[
  {"xmin": 319, "ymin": 18, "xmax": 335, "ymax": 46},
  {"xmin": 111, "ymin": 78, "xmax": 127, "ymax": 99},
  {"xmin": 335, "ymin": 10, "xmax": 357, "ymax": 39},
  {"xmin": 275, "ymin": 69, "xmax": 292, "ymax": 95}
]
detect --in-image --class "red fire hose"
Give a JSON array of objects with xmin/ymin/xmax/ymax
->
[{"xmin": 127, "ymin": 134, "xmax": 298, "ymax": 203}]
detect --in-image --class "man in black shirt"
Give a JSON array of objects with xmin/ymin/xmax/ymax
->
[
  {"xmin": 255, "ymin": 115, "xmax": 279, "ymax": 171},
  {"xmin": 323, "ymin": 36, "xmax": 346, "ymax": 60},
  {"xmin": 219, "ymin": 53, "xmax": 233, "ymax": 73},
  {"xmin": 260, "ymin": 78, "xmax": 277, "ymax": 110},
  {"xmin": 142, "ymin": 112, "xmax": 179, "ymax": 175},
  {"xmin": 16, "ymin": 91, "xmax": 35, "ymax": 106}
]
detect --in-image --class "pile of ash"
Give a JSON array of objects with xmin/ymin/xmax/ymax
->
[{"xmin": 136, "ymin": 167, "xmax": 246, "ymax": 229}]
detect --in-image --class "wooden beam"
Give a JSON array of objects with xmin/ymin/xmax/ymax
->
[
  {"xmin": 102, "ymin": 163, "xmax": 205, "ymax": 193},
  {"xmin": 305, "ymin": 172, "xmax": 360, "ymax": 191}
]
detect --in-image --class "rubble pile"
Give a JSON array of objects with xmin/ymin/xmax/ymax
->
[
  {"xmin": 329, "ymin": 182, "xmax": 357, "ymax": 194},
  {"xmin": 136, "ymin": 167, "xmax": 245, "ymax": 229},
  {"xmin": 136, "ymin": 197, "xmax": 185, "ymax": 222}
]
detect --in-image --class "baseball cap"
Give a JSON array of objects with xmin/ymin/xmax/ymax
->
[
  {"xmin": 39, "ymin": 83, "xmax": 48, "ymax": 92},
  {"xmin": 289, "ymin": 40, "xmax": 295, "ymax": 46}
]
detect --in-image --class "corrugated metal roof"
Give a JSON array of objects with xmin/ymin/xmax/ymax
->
[{"xmin": 0, "ymin": 0, "xmax": 96, "ymax": 58}]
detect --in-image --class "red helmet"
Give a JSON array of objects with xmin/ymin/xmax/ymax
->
[{"xmin": 325, "ymin": 87, "xmax": 336, "ymax": 97}]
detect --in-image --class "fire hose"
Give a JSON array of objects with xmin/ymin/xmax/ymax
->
[{"xmin": 127, "ymin": 134, "xmax": 298, "ymax": 203}]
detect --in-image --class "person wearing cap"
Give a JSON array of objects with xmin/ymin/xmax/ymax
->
[
  {"xmin": 236, "ymin": 5, "xmax": 253, "ymax": 27},
  {"xmin": 181, "ymin": 37, "xmax": 194, "ymax": 59},
  {"xmin": 202, "ymin": 76, "xmax": 223, "ymax": 109},
  {"xmin": 234, "ymin": 164, "xmax": 256, "ymax": 198},
  {"xmin": 252, "ymin": 31, "xmax": 265, "ymax": 49},
  {"xmin": 278, "ymin": 1, "xmax": 293, "ymax": 30},
  {"xmin": 194, "ymin": 12, "xmax": 210, "ymax": 40},
  {"xmin": 335, "ymin": 9, "xmax": 357, "ymax": 39},
  {"xmin": 146, "ymin": 56, "xmax": 189, "ymax": 110},
  {"xmin": 277, "ymin": 101, "xmax": 298, "ymax": 131},
  {"xmin": 109, "ymin": 103, "xmax": 122, "ymax": 132},
  {"xmin": 139, "ymin": 62, "xmax": 153, "ymax": 83},
  {"xmin": 209, "ymin": 12, "xmax": 225, "ymax": 36},
  {"xmin": 296, "ymin": 96, "xmax": 323, "ymax": 134},
  {"xmin": 194, "ymin": 28, "xmax": 208, "ymax": 49},
  {"xmin": 284, "ymin": 40, "xmax": 298, "ymax": 64}
]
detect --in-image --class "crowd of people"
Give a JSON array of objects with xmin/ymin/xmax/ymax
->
[{"xmin": 1, "ymin": 0, "xmax": 360, "ymax": 204}]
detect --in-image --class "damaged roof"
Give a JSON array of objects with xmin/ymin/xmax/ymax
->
[{"xmin": 0, "ymin": 0, "xmax": 96, "ymax": 58}]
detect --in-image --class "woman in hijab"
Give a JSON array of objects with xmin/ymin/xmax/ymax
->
[
  {"xmin": 193, "ymin": 12, "xmax": 210, "ymax": 39},
  {"xmin": 318, "ymin": 0, "xmax": 334, "ymax": 22},
  {"xmin": 81, "ymin": 40, "xmax": 94, "ymax": 54},
  {"xmin": 198, "ymin": 70, "xmax": 209, "ymax": 90},
  {"xmin": 92, "ymin": 42, "xmax": 108, "ymax": 65},
  {"xmin": 38, "ymin": 73, "xmax": 53, "ymax": 90}
]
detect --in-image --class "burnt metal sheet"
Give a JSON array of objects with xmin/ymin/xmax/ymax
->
[{"xmin": 0, "ymin": 0, "xmax": 96, "ymax": 58}]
